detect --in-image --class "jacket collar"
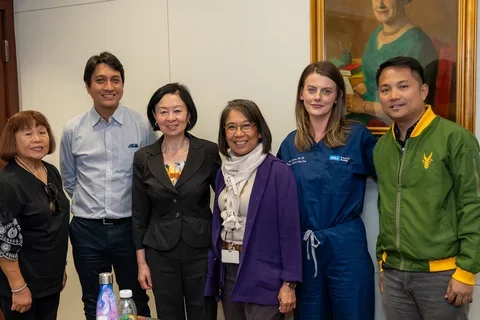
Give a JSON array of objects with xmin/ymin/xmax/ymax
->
[
  {"xmin": 390, "ymin": 105, "xmax": 436, "ymax": 139},
  {"xmin": 145, "ymin": 133, "xmax": 205, "ymax": 194}
]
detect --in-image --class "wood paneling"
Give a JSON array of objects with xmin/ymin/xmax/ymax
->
[{"xmin": 0, "ymin": 0, "xmax": 19, "ymax": 134}]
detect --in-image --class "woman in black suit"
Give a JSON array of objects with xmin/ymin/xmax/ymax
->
[{"xmin": 132, "ymin": 83, "xmax": 221, "ymax": 320}]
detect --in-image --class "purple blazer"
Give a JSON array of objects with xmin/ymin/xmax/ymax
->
[{"xmin": 204, "ymin": 153, "xmax": 302, "ymax": 305}]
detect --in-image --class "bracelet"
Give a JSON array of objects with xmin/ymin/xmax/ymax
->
[{"xmin": 11, "ymin": 283, "xmax": 27, "ymax": 293}]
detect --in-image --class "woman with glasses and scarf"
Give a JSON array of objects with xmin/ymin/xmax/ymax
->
[
  {"xmin": 204, "ymin": 99, "xmax": 302, "ymax": 320},
  {"xmin": 0, "ymin": 111, "xmax": 69, "ymax": 320}
]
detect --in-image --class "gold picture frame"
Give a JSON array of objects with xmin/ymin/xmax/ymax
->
[{"xmin": 310, "ymin": 0, "xmax": 477, "ymax": 135}]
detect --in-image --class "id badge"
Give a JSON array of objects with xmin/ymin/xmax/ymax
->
[{"xmin": 221, "ymin": 249, "xmax": 240, "ymax": 264}]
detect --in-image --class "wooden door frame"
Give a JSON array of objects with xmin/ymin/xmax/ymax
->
[
  {"xmin": 0, "ymin": 0, "xmax": 19, "ymax": 119},
  {"xmin": 0, "ymin": 1, "xmax": 18, "ymax": 316},
  {"xmin": 0, "ymin": 0, "xmax": 18, "ymax": 174}
]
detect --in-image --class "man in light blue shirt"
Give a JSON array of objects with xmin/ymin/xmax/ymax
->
[{"xmin": 60, "ymin": 52, "xmax": 156, "ymax": 320}]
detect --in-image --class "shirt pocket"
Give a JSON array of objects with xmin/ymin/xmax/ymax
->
[
  {"xmin": 119, "ymin": 147, "xmax": 138, "ymax": 173},
  {"xmin": 321, "ymin": 161, "xmax": 354, "ymax": 195}
]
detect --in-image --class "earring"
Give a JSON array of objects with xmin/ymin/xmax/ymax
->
[
  {"xmin": 187, "ymin": 120, "xmax": 191, "ymax": 125},
  {"xmin": 154, "ymin": 122, "xmax": 158, "ymax": 127}
]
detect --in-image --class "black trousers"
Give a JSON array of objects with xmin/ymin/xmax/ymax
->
[
  {"xmin": 0, "ymin": 293, "xmax": 60, "ymax": 320},
  {"xmin": 146, "ymin": 240, "xmax": 217, "ymax": 320},
  {"xmin": 70, "ymin": 217, "xmax": 150, "ymax": 320}
]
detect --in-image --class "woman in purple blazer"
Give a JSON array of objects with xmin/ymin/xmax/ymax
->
[{"xmin": 204, "ymin": 99, "xmax": 302, "ymax": 320}]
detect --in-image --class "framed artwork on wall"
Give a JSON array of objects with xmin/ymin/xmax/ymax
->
[{"xmin": 310, "ymin": 0, "xmax": 477, "ymax": 135}]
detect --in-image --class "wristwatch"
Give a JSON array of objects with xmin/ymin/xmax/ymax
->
[{"xmin": 285, "ymin": 281, "xmax": 297, "ymax": 289}]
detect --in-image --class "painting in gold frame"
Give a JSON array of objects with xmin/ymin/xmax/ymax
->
[{"xmin": 310, "ymin": 0, "xmax": 477, "ymax": 136}]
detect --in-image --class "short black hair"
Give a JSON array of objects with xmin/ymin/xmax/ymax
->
[
  {"xmin": 84, "ymin": 52, "xmax": 125, "ymax": 87},
  {"xmin": 146, "ymin": 83, "xmax": 198, "ymax": 132},
  {"xmin": 376, "ymin": 56, "xmax": 425, "ymax": 86},
  {"xmin": 218, "ymin": 99, "xmax": 272, "ymax": 157}
]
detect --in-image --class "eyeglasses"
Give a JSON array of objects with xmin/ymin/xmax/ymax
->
[
  {"xmin": 225, "ymin": 123, "xmax": 256, "ymax": 133},
  {"xmin": 44, "ymin": 183, "xmax": 59, "ymax": 213}
]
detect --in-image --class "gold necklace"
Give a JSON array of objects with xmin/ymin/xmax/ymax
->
[
  {"xmin": 382, "ymin": 19, "xmax": 410, "ymax": 37},
  {"xmin": 16, "ymin": 157, "xmax": 58, "ymax": 212},
  {"xmin": 15, "ymin": 157, "xmax": 48, "ymax": 179}
]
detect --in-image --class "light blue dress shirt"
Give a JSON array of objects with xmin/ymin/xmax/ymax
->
[{"xmin": 60, "ymin": 106, "xmax": 157, "ymax": 219}]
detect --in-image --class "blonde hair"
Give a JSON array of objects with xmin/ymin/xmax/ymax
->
[{"xmin": 294, "ymin": 61, "xmax": 351, "ymax": 152}]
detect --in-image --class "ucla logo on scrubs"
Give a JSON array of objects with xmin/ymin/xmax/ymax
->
[{"xmin": 329, "ymin": 155, "xmax": 351, "ymax": 163}]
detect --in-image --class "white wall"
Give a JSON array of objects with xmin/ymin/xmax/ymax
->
[{"xmin": 12, "ymin": 0, "xmax": 480, "ymax": 319}]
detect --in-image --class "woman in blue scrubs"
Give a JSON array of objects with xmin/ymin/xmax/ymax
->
[{"xmin": 277, "ymin": 61, "xmax": 377, "ymax": 319}]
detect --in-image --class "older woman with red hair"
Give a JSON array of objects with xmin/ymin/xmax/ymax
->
[{"xmin": 0, "ymin": 111, "xmax": 69, "ymax": 320}]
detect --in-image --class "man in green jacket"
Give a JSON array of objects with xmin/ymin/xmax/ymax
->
[{"xmin": 374, "ymin": 56, "xmax": 480, "ymax": 320}]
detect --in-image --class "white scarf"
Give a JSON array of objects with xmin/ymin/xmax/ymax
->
[{"xmin": 221, "ymin": 143, "xmax": 267, "ymax": 233}]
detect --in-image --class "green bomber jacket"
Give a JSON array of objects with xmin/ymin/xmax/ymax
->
[{"xmin": 374, "ymin": 106, "xmax": 480, "ymax": 285}]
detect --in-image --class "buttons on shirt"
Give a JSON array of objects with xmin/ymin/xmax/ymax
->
[
  {"xmin": 175, "ymin": 212, "xmax": 181, "ymax": 218},
  {"xmin": 173, "ymin": 199, "xmax": 178, "ymax": 203}
]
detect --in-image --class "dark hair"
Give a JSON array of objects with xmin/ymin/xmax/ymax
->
[
  {"xmin": 83, "ymin": 52, "xmax": 125, "ymax": 87},
  {"xmin": 0, "ymin": 110, "xmax": 56, "ymax": 161},
  {"xmin": 376, "ymin": 56, "xmax": 425, "ymax": 86},
  {"xmin": 294, "ymin": 61, "xmax": 350, "ymax": 151},
  {"xmin": 218, "ymin": 99, "xmax": 272, "ymax": 157},
  {"xmin": 146, "ymin": 83, "xmax": 198, "ymax": 132}
]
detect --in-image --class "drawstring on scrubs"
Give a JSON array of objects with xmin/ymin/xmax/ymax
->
[{"xmin": 303, "ymin": 230, "xmax": 321, "ymax": 277}]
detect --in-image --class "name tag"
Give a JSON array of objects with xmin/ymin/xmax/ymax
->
[{"xmin": 221, "ymin": 249, "xmax": 240, "ymax": 264}]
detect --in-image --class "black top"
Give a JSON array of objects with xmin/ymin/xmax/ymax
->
[
  {"xmin": 0, "ymin": 160, "xmax": 69, "ymax": 298},
  {"xmin": 132, "ymin": 134, "xmax": 221, "ymax": 251},
  {"xmin": 394, "ymin": 119, "xmax": 420, "ymax": 149}
]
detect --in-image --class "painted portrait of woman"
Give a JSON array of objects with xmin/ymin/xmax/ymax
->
[{"xmin": 317, "ymin": 0, "xmax": 461, "ymax": 133}]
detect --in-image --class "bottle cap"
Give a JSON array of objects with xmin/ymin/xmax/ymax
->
[
  {"xmin": 98, "ymin": 272, "xmax": 113, "ymax": 285},
  {"xmin": 119, "ymin": 289, "xmax": 133, "ymax": 298}
]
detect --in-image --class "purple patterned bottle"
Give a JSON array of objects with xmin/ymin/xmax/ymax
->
[{"xmin": 96, "ymin": 272, "xmax": 119, "ymax": 320}]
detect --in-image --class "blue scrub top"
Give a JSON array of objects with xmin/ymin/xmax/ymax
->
[{"xmin": 277, "ymin": 123, "xmax": 377, "ymax": 232}]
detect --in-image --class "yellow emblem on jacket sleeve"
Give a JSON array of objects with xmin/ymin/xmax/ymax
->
[{"xmin": 422, "ymin": 152, "xmax": 433, "ymax": 169}]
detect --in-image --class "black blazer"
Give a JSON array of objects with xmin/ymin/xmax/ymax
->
[{"xmin": 132, "ymin": 134, "xmax": 221, "ymax": 251}]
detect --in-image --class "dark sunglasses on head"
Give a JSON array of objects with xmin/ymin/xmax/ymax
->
[{"xmin": 44, "ymin": 183, "xmax": 59, "ymax": 213}]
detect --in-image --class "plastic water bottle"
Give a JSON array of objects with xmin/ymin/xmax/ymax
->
[
  {"xmin": 96, "ymin": 272, "xmax": 119, "ymax": 320},
  {"xmin": 118, "ymin": 289, "xmax": 137, "ymax": 320}
]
